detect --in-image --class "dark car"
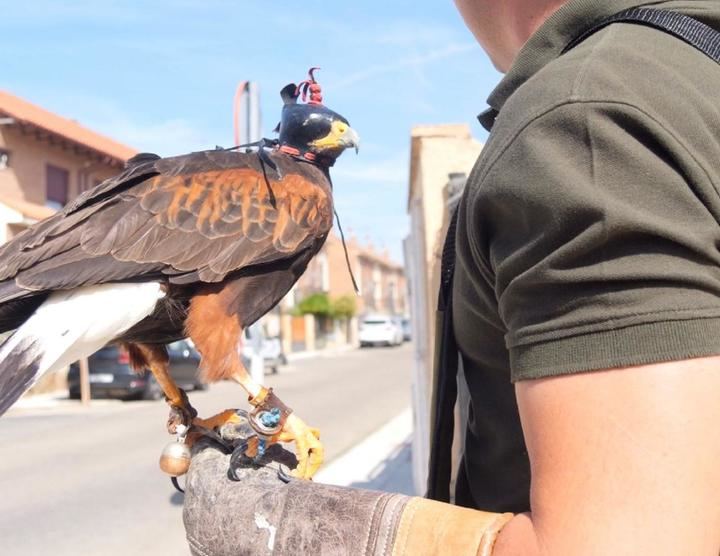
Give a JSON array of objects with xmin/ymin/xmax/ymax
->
[{"xmin": 68, "ymin": 340, "xmax": 206, "ymax": 401}]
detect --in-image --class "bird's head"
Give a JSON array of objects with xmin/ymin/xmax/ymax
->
[{"xmin": 276, "ymin": 68, "xmax": 359, "ymax": 167}]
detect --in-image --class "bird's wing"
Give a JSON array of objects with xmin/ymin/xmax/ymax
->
[
  {"xmin": 64, "ymin": 152, "xmax": 162, "ymax": 214},
  {"xmin": 0, "ymin": 150, "xmax": 333, "ymax": 292}
]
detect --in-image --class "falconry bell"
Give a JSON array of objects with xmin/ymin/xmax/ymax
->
[{"xmin": 159, "ymin": 425, "xmax": 191, "ymax": 476}]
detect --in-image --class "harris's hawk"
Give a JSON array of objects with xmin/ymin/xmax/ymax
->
[{"xmin": 0, "ymin": 73, "xmax": 359, "ymax": 479}]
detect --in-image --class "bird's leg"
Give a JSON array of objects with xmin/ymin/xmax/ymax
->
[
  {"xmin": 188, "ymin": 368, "xmax": 324, "ymax": 478},
  {"xmin": 232, "ymin": 370, "xmax": 324, "ymax": 479},
  {"xmin": 125, "ymin": 343, "xmax": 197, "ymax": 434},
  {"xmin": 186, "ymin": 288, "xmax": 324, "ymax": 479}
]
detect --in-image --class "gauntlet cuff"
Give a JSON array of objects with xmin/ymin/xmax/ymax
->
[{"xmin": 392, "ymin": 497, "xmax": 513, "ymax": 556}]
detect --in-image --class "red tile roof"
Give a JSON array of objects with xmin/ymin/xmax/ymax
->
[{"xmin": 0, "ymin": 90, "xmax": 137, "ymax": 163}]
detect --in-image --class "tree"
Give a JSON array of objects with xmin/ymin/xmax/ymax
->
[
  {"xmin": 331, "ymin": 295, "xmax": 357, "ymax": 319},
  {"xmin": 295, "ymin": 293, "xmax": 332, "ymax": 316}
]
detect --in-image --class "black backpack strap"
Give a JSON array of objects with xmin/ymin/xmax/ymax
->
[
  {"xmin": 427, "ymin": 7, "xmax": 720, "ymax": 503},
  {"xmin": 438, "ymin": 208, "xmax": 459, "ymax": 312},
  {"xmin": 426, "ymin": 209, "xmax": 460, "ymax": 501},
  {"xmin": 563, "ymin": 7, "xmax": 720, "ymax": 60}
]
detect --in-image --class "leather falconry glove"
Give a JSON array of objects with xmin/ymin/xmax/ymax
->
[{"xmin": 182, "ymin": 438, "xmax": 513, "ymax": 556}]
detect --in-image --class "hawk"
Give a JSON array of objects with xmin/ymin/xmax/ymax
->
[{"xmin": 0, "ymin": 72, "xmax": 359, "ymax": 479}]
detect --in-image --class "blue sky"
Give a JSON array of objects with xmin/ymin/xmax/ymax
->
[{"xmin": 1, "ymin": 1, "xmax": 501, "ymax": 261}]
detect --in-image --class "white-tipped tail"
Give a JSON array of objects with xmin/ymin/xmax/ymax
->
[{"xmin": 0, "ymin": 282, "xmax": 165, "ymax": 416}]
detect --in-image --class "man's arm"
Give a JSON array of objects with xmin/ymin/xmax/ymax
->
[{"xmin": 493, "ymin": 356, "xmax": 720, "ymax": 555}]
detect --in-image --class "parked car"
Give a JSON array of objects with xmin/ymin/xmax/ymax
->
[
  {"xmin": 68, "ymin": 340, "xmax": 206, "ymax": 401},
  {"xmin": 401, "ymin": 317, "xmax": 412, "ymax": 342},
  {"xmin": 359, "ymin": 315, "xmax": 403, "ymax": 347},
  {"xmin": 241, "ymin": 323, "xmax": 288, "ymax": 374}
]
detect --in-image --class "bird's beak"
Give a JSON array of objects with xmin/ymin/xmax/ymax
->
[
  {"xmin": 343, "ymin": 127, "xmax": 360, "ymax": 154},
  {"xmin": 311, "ymin": 121, "xmax": 360, "ymax": 154}
]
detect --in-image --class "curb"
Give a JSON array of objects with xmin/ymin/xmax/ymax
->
[
  {"xmin": 286, "ymin": 344, "xmax": 357, "ymax": 362},
  {"xmin": 7, "ymin": 391, "xmax": 126, "ymax": 416},
  {"xmin": 314, "ymin": 407, "xmax": 413, "ymax": 489},
  {"xmin": 11, "ymin": 390, "xmax": 69, "ymax": 409}
]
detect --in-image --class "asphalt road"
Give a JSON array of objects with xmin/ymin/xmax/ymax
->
[{"xmin": 0, "ymin": 343, "xmax": 413, "ymax": 556}]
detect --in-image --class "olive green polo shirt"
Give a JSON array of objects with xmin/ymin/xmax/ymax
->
[{"xmin": 453, "ymin": 0, "xmax": 720, "ymax": 512}]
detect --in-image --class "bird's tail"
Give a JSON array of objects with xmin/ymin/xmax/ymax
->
[
  {"xmin": 0, "ymin": 282, "xmax": 165, "ymax": 417},
  {"xmin": 0, "ymin": 293, "xmax": 89, "ymax": 416},
  {"xmin": 0, "ymin": 329, "xmax": 43, "ymax": 416}
]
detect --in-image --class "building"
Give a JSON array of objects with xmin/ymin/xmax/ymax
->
[
  {"xmin": 294, "ymin": 232, "xmax": 407, "ymax": 317},
  {"xmin": 404, "ymin": 123, "xmax": 483, "ymax": 495},
  {"xmin": 270, "ymin": 232, "xmax": 407, "ymax": 355},
  {"xmin": 0, "ymin": 90, "xmax": 136, "ymax": 243},
  {"xmin": 356, "ymin": 245, "xmax": 406, "ymax": 316}
]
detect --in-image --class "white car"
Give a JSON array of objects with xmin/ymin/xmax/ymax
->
[
  {"xmin": 241, "ymin": 322, "xmax": 287, "ymax": 374},
  {"xmin": 359, "ymin": 315, "xmax": 403, "ymax": 347}
]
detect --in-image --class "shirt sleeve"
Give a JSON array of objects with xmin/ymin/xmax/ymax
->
[{"xmin": 470, "ymin": 100, "xmax": 720, "ymax": 381}]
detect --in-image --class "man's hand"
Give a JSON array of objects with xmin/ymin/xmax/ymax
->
[{"xmin": 496, "ymin": 356, "xmax": 720, "ymax": 555}]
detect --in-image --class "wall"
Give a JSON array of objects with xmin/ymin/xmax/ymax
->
[
  {"xmin": 325, "ymin": 234, "xmax": 362, "ymax": 308},
  {"xmin": 0, "ymin": 203, "xmax": 20, "ymax": 244},
  {"xmin": 405, "ymin": 124, "xmax": 483, "ymax": 494},
  {"xmin": 0, "ymin": 125, "xmax": 120, "ymax": 207}
]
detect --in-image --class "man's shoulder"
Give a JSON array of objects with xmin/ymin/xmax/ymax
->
[{"xmin": 491, "ymin": 21, "xmax": 720, "ymax": 150}]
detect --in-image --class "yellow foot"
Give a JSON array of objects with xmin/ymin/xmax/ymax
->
[
  {"xmin": 274, "ymin": 413, "xmax": 324, "ymax": 479},
  {"xmin": 192, "ymin": 409, "xmax": 242, "ymax": 430},
  {"xmin": 182, "ymin": 409, "xmax": 243, "ymax": 448}
]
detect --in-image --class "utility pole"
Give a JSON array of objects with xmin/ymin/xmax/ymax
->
[
  {"xmin": 79, "ymin": 357, "xmax": 90, "ymax": 406},
  {"xmin": 234, "ymin": 81, "xmax": 265, "ymax": 386},
  {"xmin": 234, "ymin": 81, "xmax": 261, "ymax": 146}
]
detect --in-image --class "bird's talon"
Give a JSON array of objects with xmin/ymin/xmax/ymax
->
[
  {"xmin": 280, "ymin": 414, "xmax": 324, "ymax": 480},
  {"xmin": 277, "ymin": 465, "xmax": 293, "ymax": 483},
  {"xmin": 166, "ymin": 400, "xmax": 196, "ymax": 435},
  {"xmin": 227, "ymin": 438, "xmax": 264, "ymax": 481}
]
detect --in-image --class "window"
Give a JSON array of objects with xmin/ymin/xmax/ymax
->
[
  {"xmin": 372, "ymin": 265, "xmax": 382, "ymax": 304},
  {"xmin": 46, "ymin": 164, "xmax": 69, "ymax": 209},
  {"xmin": 0, "ymin": 149, "xmax": 9, "ymax": 170}
]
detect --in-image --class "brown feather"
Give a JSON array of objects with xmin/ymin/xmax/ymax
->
[{"xmin": 185, "ymin": 286, "xmax": 243, "ymax": 382}]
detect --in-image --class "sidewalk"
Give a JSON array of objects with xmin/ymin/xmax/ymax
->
[
  {"xmin": 286, "ymin": 343, "xmax": 357, "ymax": 362},
  {"xmin": 7, "ymin": 390, "xmax": 123, "ymax": 416},
  {"xmin": 315, "ymin": 407, "xmax": 416, "ymax": 496}
]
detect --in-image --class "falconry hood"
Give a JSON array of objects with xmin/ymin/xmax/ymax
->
[{"xmin": 277, "ymin": 68, "xmax": 359, "ymax": 166}]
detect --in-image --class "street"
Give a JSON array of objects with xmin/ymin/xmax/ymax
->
[{"xmin": 0, "ymin": 344, "xmax": 413, "ymax": 556}]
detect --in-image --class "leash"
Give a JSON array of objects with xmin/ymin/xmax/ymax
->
[{"xmin": 334, "ymin": 206, "xmax": 360, "ymax": 295}]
